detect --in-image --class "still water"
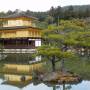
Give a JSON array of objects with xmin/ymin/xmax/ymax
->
[
  {"xmin": 0, "ymin": 79, "xmax": 90, "ymax": 90},
  {"xmin": 0, "ymin": 54, "xmax": 90, "ymax": 90}
]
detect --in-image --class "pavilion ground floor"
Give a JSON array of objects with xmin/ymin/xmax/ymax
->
[{"xmin": 0, "ymin": 38, "xmax": 41, "ymax": 53}]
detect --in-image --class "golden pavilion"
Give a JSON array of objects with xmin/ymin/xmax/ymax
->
[{"xmin": 0, "ymin": 12, "xmax": 41, "ymax": 52}]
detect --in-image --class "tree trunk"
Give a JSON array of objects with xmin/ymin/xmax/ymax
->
[
  {"xmin": 60, "ymin": 59, "xmax": 65, "ymax": 72},
  {"xmin": 51, "ymin": 55, "xmax": 56, "ymax": 72}
]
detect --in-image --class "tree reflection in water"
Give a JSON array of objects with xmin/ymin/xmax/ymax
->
[{"xmin": 52, "ymin": 84, "xmax": 72, "ymax": 90}]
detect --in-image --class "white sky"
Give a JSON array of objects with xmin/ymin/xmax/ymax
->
[{"xmin": 0, "ymin": 0, "xmax": 90, "ymax": 12}]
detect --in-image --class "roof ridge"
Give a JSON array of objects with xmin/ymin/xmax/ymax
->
[{"xmin": 0, "ymin": 12, "xmax": 37, "ymax": 20}]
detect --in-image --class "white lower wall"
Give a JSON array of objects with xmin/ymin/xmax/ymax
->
[
  {"xmin": 35, "ymin": 39, "xmax": 41, "ymax": 47},
  {"xmin": 0, "ymin": 49, "xmax": 36, "ymax": 53}
]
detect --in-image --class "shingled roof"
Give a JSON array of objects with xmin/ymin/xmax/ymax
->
[
  {"xmin": 0, "ymin": 26, "xmax": 41, "ymax": 30},
  {"xmin": 0, "ymin": 12, "xmax": 37, "ymax": 20}
]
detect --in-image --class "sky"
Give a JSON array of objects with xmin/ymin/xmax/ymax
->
[{"xmin": 0, "ymin": 0, "xmax": 90, "ymax": 12}]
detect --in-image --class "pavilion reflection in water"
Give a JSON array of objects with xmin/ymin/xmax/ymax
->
[
  {"xmin": 2, "ymin": 74, "xmax": 32, "ymax": 88},
  {"xmin": 0, "ymin": 54, "xmax": 45, "ymax": 88}
]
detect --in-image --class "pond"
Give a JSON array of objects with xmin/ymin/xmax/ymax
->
[
  {"xmin": 0, "ymin": 54, "xmax": 90, "ymax": 90},
  {"xmin": 0, "ymin": 79, "xmax": 90, "ymax": 90}
]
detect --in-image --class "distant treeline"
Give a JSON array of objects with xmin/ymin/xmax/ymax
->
[{"xmin": 0, "ymin": 5, "xmax": 90, "ymax": 25}]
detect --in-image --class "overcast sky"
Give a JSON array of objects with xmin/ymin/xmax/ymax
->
[{"xmin": 0, "ymin": 0, "xmax": 90, "ymax": 12}]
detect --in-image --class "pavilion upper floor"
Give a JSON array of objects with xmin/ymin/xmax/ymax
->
[
  {"xmin": 0, "ymin": 26, "xmax": 41, "ymax": 39},
  {"xmin": 0, "ymin": 12, "xmax": 37, "ymax": 27}
]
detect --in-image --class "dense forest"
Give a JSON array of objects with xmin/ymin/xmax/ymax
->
[{"xmin": 0, "ymin": 5, "xmax": 90, "ymax": 26}]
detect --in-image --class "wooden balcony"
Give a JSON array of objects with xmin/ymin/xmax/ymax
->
[{"xmin": 4, "ymin": 45, "xmax": 35, "ymax": 49}]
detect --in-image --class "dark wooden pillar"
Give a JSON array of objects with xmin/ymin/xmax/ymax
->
[
  {"xmin": 3, "ymin": 39, "xmax": 4, "ymax": 49},
  {"xmin": 28, "ymin": 39, "xmax": 29, "ymax": 49}
]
